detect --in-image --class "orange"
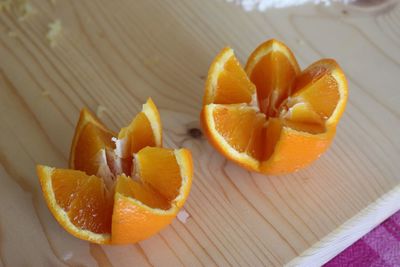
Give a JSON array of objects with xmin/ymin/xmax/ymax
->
[
  {"xmin": 201, "ymin": 39, "xmax": 348, "ymax": 174},
  {"xmin": 38, "ymin": 98, "xmax": 193, "ymax": 244}
]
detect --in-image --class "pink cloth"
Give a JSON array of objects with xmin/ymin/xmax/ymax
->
[{"xmin": 325, "ymin": 210, "xmax": 400, "ymax": 266}]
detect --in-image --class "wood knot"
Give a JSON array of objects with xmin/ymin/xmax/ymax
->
[{"xmin": 187, "ymin": 127, "xmax": 202, "ymax": 139}]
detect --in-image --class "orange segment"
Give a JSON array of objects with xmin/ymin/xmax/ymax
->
[
  {"xmin": 201, "ymin": 104, "xmax": 263, "ymax": 171},
  {"xmin": 281, "ymin": 102, "xmax": 324, "ymax": 125},
  {"xmin": 112, "ymin": 190, "xmax": 176, "ymax": 245},
  {"xmin": 51, "ymin": 168, "xmax": 89, "ymax": 211},
  {"xmin": 38, "ymin": 99, "xmax": 193, "ymax": 244},
  {"xmin": 245, "ymin": 114, "xmax": 265, "ymax": 160},
  {"xmin": 134, "ymin": 147, "xmax": 193, "ymax": 206},
  {"xmin": 67, "ymin": 175, "xmax": 112, "ymax": 235},
  {"xmin": 70, "ymin": 109, "xmax": 115, "ymax": 175},
  {"xmin": 117, "ymin": 98, "xmax": 162, "ymax": 157},
  {"xmin": 38, "ymin": 166, "xmax": 111, "ymax": 244},
  {"xmin": 260, "ymin": 127, "xmax": 335, "ymax": 174},
  {"xmin": 203, "ymin": 47, "xmax": 256, "ymax": 105},
  {"xmin": 213, "ymin": 104, "xmax": 261, "ymax": 155},
  {"xmin": 119, "ymin": 112, "xmax": 155, "ymax": 152},
  {"xmin": 292, "ymin": 59, "xmax": 348, "ymax": 126},
  {"xmin": 296, "ymin": 73, "xmax": 340, "ymax": 118},
  {"xmin": 282, "ymin": 120, "xmax": 326, "ymax": 135},
  {"xmin": 201, "ymin": 39, "xmax": 348, "ymax": 175},
  {"xmin": 115, "ymin": 174, "xmax": 170, "ymax": 210},
  {"xmin": 111, "ymin": 147, "xmax": 192, "ymax": 244},
  {"xmin": 245, "ymin": 39, "xmax": 300, "ymax": 116},
  {"xmin": 264, "ymin": 118, "xmax": 282, "ymax": 161}
]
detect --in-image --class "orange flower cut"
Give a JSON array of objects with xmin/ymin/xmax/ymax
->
[
  {"xmin": 201, "ymin": 39, "xmax": 348, "ymax": 174},
  {"xmin": 38, "ymin": 98, "xmax": 193, "ymax": 244}
]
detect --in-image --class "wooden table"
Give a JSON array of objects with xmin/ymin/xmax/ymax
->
[{"xmin": 0, "ymin": 0, "xmax": 399, "ymax": 266}]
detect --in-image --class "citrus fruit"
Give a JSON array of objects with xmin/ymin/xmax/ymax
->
[
  {"xmin": 38, "ymin": 98, "xmax": 193, "ymax": 244},
  {"xmin": 201, "ymin": 39, "xmax": 348, "ymax": 174}
]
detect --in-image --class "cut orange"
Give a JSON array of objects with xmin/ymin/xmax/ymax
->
[
  {"xmin": 201, "ymin": 39, "xmax": 348, "ymax": 175},
  {"xmin": 203, "ymin": 47, "xmax": 256, "ymax": 105},
  {"xmin": 246, "ymin": 39, "xmax": 300, "ymax": 117},
  {"xmin": 38, "ymin": 98, "xmax": 193, "ymax": 244}
]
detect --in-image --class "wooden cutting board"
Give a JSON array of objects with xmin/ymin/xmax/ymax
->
[{"xmin": 0, "ymin": 0, "xmax": 399, "ymax": 266}]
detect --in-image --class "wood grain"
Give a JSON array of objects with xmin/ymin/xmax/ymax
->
[{"xmin": 0, "ymin": 0, "xmax": 399, "ymax": 266}]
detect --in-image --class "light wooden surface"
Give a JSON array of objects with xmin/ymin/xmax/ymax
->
[{"xmin": 0, "ymin": 0, "xmax": 399, "ymax": 266}]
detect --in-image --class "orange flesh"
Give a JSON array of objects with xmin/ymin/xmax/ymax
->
[
  {"xmin": 136, "ymin": 147, "xmax": 182, "ymax": 202},
  {"xmin": 249, "ymin": 51, "xmax": 297, "ymax": 117},
  {"xmin": 282, "ymin": 102, "xmax": 323, "ymax": 125},
  {"xmin": 293, "ymin": 64, "xmax": 329, "ymax": 95},
  {"xmin": 115, "ymin": 175, "xmax": 170, "ymax": 210},
  {"xmin": 74, "ymin": 123, "xmax": 115, "ymax": 176},
  {"xmin": 118, "ymin": 112, "xmax": 156, "ymax": 155},
  {"xmin": 214, "ymin": 105, "xmax": 258, "ymax": 153},
  {"xmin": 264, "ymin": 118, "xmax": 282, "ymax": 161},
  {"xmin": 52, "ymin": 169, "xmax": 112, "ymax": 234},
  {"xmin": 52, "ymin": 169, "xmax": 89, "ymax": 211},
  {"xmin": 213, "ymin": 55, "xmax": 255, "ymax": 104},
  {"xmin": 245, "ymin": 115, "xmax": 265, "ymax": 160},
  {"xmin": 283, "ymin": 120, "xmax": 326, "ymax": 135},
  {"xmin": 210, "ymin": 105, "xmax": 303, "ymax": 163},
  {"xmin": 291, "ymin": 73, "xmax": 340, "ymax": 119}
]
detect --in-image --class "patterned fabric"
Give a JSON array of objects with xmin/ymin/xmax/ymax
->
[{"xmin": 325, "ymin": 210, "xmax": 400, "ymax": 267}]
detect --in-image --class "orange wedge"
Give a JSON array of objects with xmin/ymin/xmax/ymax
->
[
  {"xmin": 112, "ymin": 147, "xmax": 192, "ymax": 244},
  {"xmin": 201, "ymin": 39, "xmax": 348, "ymax": 174},
  {"xmin": 38, "ymin": 98, "xmax": 193, "ymax": 244},
  {"xmin": 203, "ymin": 47, "xmax": 256, "ymax": 105}
]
